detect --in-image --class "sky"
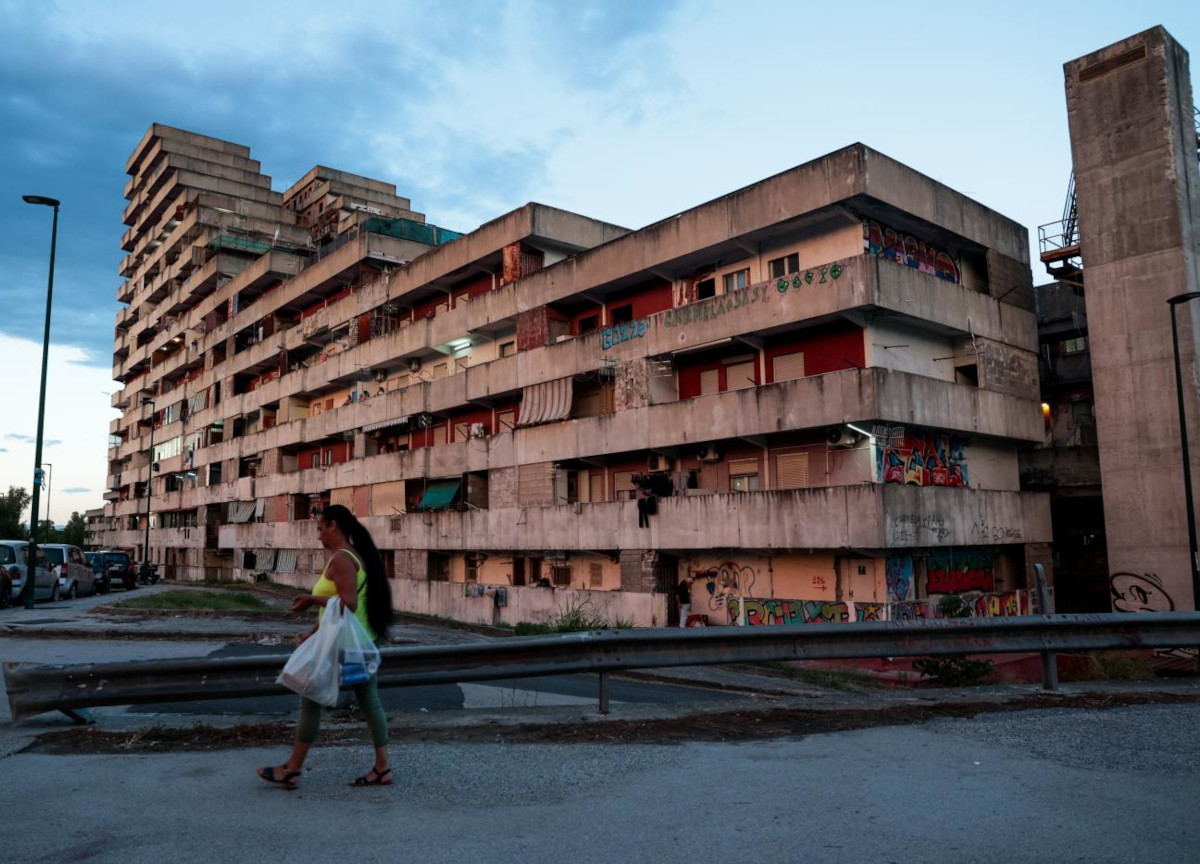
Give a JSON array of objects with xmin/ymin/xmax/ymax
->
[{"xmin": 1, "ymin": 0, "xmax": 1198, "ymax": 523}]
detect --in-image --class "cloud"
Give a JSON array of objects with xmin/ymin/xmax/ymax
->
[
  {"xmin": 62, "ymin": 487, "xmax": 91, "ymax": 494},
  {"xmin": 4, "ymin": 434, "xmax": 34, "ymax": 443},
  {"xmin": 0, "ymin": 447, "xmax": 7, "ymax": 452}
]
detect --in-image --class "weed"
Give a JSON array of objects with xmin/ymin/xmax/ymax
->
[
  {"xmin": 113, "ymin": 590, "xmax": 274, "ymax": 613},
  {"xmin": 912, "ymin": 595, "xmax": 994, "ymax": 687}
]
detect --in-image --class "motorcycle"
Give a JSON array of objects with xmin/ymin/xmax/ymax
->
[{"xmin": 136, "ymin": 562, "xmax": 161, "ymax": 586}]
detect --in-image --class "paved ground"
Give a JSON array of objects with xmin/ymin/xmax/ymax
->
[{"xmin": 1, "ymin": 702, "xmax": 1196, "ymax": 863}]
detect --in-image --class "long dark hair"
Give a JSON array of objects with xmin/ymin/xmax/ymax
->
[{"xmin": 320, "ymin": 504, "xmax": 392, "ymax": 641}]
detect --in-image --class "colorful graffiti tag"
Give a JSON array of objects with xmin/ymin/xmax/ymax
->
[
  {"xmin": 863, "ymin": 219, "xmax": 961, "ymax": 284},
  {"xmin": 728, "ymin": 598, "xmax": 886, "ymax": 626},
  {"xmin": 925, "ymin": 550, "xmax": 995, "ymax": 594},
  {"xmin": 886, "ymin": 555, "xmax": 914, "ymax": 602},
  {"xmin": 600, "ymin": 318, "xmax": 649, "ymax": 350},
  {"xmin": 877, "ymin": 426, "xmax": 968, "ymax": 487},
  {"xmin": 891, "ymin": 590, "xmax": 1029, "ymax": 621}
]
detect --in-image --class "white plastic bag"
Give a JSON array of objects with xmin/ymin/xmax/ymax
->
[
  {"xmin": 277, "ymin": 597, "xmax": 346, "ymax": 707},
  {"xmin": 335, "ymin": 602, "xmax": 382, "ymax": 687}
]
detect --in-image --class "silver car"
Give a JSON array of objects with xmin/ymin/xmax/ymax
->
[
  {"xmin": 43, "ymin": 544, "xmax": 97, "ymax": 599},
  {"xmin": 0, "ymin": 540, "xmax": 58, "ymax": 604}
]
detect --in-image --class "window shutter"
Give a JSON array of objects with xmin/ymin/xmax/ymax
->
[
  {"xmin": 454, "ymin": 422, "xmax": 470, "ymax": 442},
  {"xmin": 776, "ymin": 452, "xmax": 810, "ymax": 489},
  {"xmin": 773, "ymin": 352, "xmax": 805, "ymax": 382},
  {"xmin": 728, "ymin": 458, "xmax": 759, "ymax": 477},
  {"xmin": 699, "ymin": 369, "xmax": 720, "ymax": 395},
  {"xmin": 725, "ymin": 361, "xmax": 756, "ymax": 390},
  {"xmin": 613, "ymin": 470, "xmax": 635, "ymax": 500}
]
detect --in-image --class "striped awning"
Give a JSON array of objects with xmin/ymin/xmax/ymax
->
[
  {"xmin": 229, "ymin": 501, "xmax": 256, "ymax": 523},
  {"xmin": 363, "ymin": 415, "xmax": 410, "ymax": 434},
  {"xmin": 255, "ymin": 548, "xmax": 277, "ymax": 570},
  {"xmin": 276, "ymin": 549, "xmax": 299, "ymax": 573},
  {"xmin": 516, "ymin": 377, "xmax": 572, "ymax": 427}
]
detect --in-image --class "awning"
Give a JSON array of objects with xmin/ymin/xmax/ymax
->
[
  {"xmin": 363, "ymin": 415, "xmax": 410, "ymax": 434},
  {"xmin": 255, "ymin": 548, "xmax": 277, "ymax": 570},
  {"xmin": 276, "ymin": 549, "xmax": 298, "ymax": 573},
  {"xmin": 418, "ymin": 479, "xmax": 461, "ymax": 511},
  {"xmin": 229, "ymin": 501, "xmax": 256, "ymax": 523},
  {"xmin": 516, "ymin": 377, "xmax": 572, "ymax": 427}
]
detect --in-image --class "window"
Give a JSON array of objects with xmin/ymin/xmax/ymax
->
[
  {"xmin": 773, "ymin": 352, "xmax": 805, "ymax": 382},
  {"xmin": 725, "ymin": 360, "xmax": 756, "ymax": 391},
  {"xmin": 729, "ymin": 458, "xmax": 759, "ymax": 492},
  {"xmin": 310, "ymin": 453, "xmax": 319, "ymax": 469},
  {"xmin": 551, "ymin": 565, "xmax": 571, "ymax": 587},
  {"xmin": 589, "ymin": 473, "xmax": 604, "ymax": 503},
  {"xmin": 722, "ymin": 269, "xmax": 749, "ymax": 293},
  {"xmin": 432, "ymin": 425, "xmax": 447, "ymax": 446},
  {"xmin": 769, "ymin": 253, "xmax": 800, "ymax": 278},
  {"xmin": 699, "ymin": 369, "xmax": 720, "ymax": 396},
  {"xmin": 578, "ymin": 315, "xmax": 600, "ymax": 335},
  {"xmin": 496, "ymin": 409, "xmax": 516, "ymax": 432},
  {"xmin": 512, "ymin": 557, "xmax": 526, "ymax": 586},
  {"xmin": 433, "ymin": 363, "xmax": 448, "ymax": 380},
  {"xmin": 696, "ymin": 279, "xmax": 716, "ymax": 300},
  {"xmin": 589, "ymin": 562, "xmax": 604, "ymax": 588},
  {"xmin": 466, "ymin": 555, "xmax": 480, "ymax": 582},
  {"xmin": 499, "ymin": 340, "xmax": 517, "ymax": 358},
  {"xmin": 1063, "ymin": 337, "xmax": 1087, "ymax": 355},
  {"xmin": 613, "ymin": 471, "xmax": 636, "ymax": 500},
  {"xmin": 775, "ymin": 452, "xmax": 810, "ymax": 489},
  {"xmin": 322, "ymin": 448, "xmax": 333, "ymax": 466},
  {"xmin": 610, "ymin": 304, "xmax": 634, "ymax": 325}
]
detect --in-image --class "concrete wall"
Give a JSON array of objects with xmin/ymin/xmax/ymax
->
[{"xmin": 1066, "ymin": 26, "xmax": 1200, "ymax": 610}]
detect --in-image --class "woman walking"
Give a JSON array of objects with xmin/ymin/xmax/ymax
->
[{"xmin": 257, "ymin": 504, "xmax": 394, "ymax": 789}]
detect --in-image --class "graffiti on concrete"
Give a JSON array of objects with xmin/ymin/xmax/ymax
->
[
  {"xmin": 886, "ymin": 554, "xmax": 914, "ymax": 602},
  {"xmin": 662, "ymin": 282, "xmax": 774, "ymax": 329},
  {"xmin": 600, "ymin": 318, "xmax": 649, "ymax": 351},
  {"xmin": 877, "ymin": 426, "xmax": 968, "ymax": 487},
  {"xmin": 698, "ymin": 562, "xmax": 757, "ymax": 614},
  {"xmin": 1110, "ymin": 572, "xmax": 1175, "ymax": 613},
  {"xmin": 892, "ymin": 590, "xmax": 1028, "ymax": 620},
  {"xmin": 863, "ymin": 219, "xmax": 961, "ymax": 283},
  {"xmin": 890, "ymin": 512, "xmax": 950, "ymax": 543},
  {"xmin": 926, "ymin": 550, "xmax": 995, "ymax": 594},
  {"xmin": 728, "ymin": 598, "xmax": 886, "ymax": 626},
  {"xmin": 970, "ymin": 520, "xmax": 1023, "ymax": 543}
]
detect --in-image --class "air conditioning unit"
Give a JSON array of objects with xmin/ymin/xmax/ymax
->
[
  {"xmin": 697, "ymin": 444, "xmax": 722, "ymax": 463},
  {"xmin": 826, "ymin": 427, "xmax": 862, "ymax": 447},
  {"xmin": 647, "ymin": 454, "xmax": 675, "ymax": 472}
]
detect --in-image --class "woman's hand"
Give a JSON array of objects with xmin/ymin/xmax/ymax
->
[{"xmin": 291, "ymin": 594, "xmax": 315, "ymax": 613}]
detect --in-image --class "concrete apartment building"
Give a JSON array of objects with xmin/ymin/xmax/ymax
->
[
  {"xmin": 89, "ymin": 123, "xmax": 1051, "ymax": 628},
  {"xmin": 1034, "ymin": 26, "xmax": 1200, "ymax": 614}
]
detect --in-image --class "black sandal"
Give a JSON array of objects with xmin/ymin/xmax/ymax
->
[
  {"xmin": 257, "ymin": 765, "xmax": 301, "ymax": 789},
  {"xmin": 349, "ymin": 766, "xmax": 392, "ymax": 787}
]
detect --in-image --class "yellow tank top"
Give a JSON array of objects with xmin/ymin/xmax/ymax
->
[{"xmin": 314, "ymin": 548, "xmax": 376, "ymax": 641}]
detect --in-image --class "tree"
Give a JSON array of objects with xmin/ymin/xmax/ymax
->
[
  {"xmin": 0, "ymin": 486, "xmax": 31, "ymax": 540},
  {"xmin": 35, "ymin": 520, "xmax": 62, "ymax": 544},
  {"xmin": 62, "ymin": 512, "xmax": 86, "ymax": 547}
]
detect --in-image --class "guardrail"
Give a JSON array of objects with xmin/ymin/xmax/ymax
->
[{"xmin": 5, "ymin": 612, "xmax": 1199, "ymax": 722}]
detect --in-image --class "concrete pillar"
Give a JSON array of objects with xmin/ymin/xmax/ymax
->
[{"xmin": 1065, "ymin": 26, "xmax": 1200, "ymax": 610}]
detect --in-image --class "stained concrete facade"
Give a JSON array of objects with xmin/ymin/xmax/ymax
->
[
  {"xmin": 1064, "ymin": 27, "xmax": 1200, "ymax": 612},
  {"xmin": 90, "ymin": 126, "xmax": 1050, "ymax": 627}
]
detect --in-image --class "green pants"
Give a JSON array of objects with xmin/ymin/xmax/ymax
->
[{"xmin": 296, "ymin": 675, "xmax": 388, "ymax": 747}]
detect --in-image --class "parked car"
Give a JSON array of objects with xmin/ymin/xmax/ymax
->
[
  {"xmin": 1, "ymin": 540, "xmax": 58, "ymax": 603},
  {"xmin": 91, "ymin": 550, "xmax": 136, "ymax": 591},
  {"xmin": 42, "ymin": 544, "xmax": 97, "ymax": 599}
]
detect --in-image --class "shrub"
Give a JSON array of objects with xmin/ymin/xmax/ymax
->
[{"xmin": 912, "ymin": 594, "xmax": 994, "ymax": 687}]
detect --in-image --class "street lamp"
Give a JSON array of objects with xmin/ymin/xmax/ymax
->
[
  {"xmin": 21, "ymin": 194, "xmax": 60, "ymax": 609},
  {"xmin": 142, "ymin": 398, "xmax": 156, "ymax": 575},
  {"xmin": 1167, "ymin": 291, "xmax": 1200, "ymax": 610}
]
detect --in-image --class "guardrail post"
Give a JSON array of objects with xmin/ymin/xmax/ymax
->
[
  {"xmin": 598, "ymin": 671, "xmax": 610, "ymax": 715},
  {"xmin": 1034, "ymin": 564, "xmax": 1059, "ymax": 691}
]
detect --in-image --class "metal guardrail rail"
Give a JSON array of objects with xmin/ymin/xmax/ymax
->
[{"xmin": 5, "ymin": 612, "xmax": 1200, "ymax": 721}]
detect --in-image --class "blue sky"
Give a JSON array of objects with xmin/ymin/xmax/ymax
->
[{"xmin": 1, "ymin": 0, "xmax": 1197, "ymax": 520}]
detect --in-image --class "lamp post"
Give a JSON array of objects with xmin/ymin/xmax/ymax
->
[
  {"xmin": 142, "ymin": 398, "xmax": 156, "ymax": 575},
  {"xmin": 1167, "ymin": 291, "xmax": 1200, "ymax": 609},
  {"xmin": 21, "ymin": 194, "xmax": 60, "ymax": 609}
]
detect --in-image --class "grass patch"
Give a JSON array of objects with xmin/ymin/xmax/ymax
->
[
  {"xmin": 746, "ymin": 661, "xmax": 882, "ymax": 690},
  {"xmin": 113, "ymin": 590, "xmax": 275, "ymax": 613}
]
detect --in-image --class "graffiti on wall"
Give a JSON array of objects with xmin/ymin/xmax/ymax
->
[
  {"xmin": 877, "ymin": 426, "xmax": 968, "ymax": 487},
  {"xmin": 886, "ymin": 555, "xmax": 914, "ymax": 603},
  {"xmin": 600, "ymin": 318, "xmax": 649, "ymax": 350},
  {"xmin": 863, "ymin": 219, "xmax": 961, "ymax": 284},
  {"xmin": 697, "ymin": 562, "xmax": 757, "ymax": 614},
  {"xmin": 891, "ymin": 590, "xmax": 1029, "ymax": 621},
  {"xmin": 926, "ymin": 550, "xmax": 995, "ymax": 594},
  {"xmin": 728, "ymin": 598, "xmax": 886, "ymax": 626},
  {"xmin": 1110, "ymin": 572, "xmax": 1175, "ymax": 613}
]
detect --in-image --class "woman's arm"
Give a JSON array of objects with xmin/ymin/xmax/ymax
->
[{"xmin": 288, "ymin": 551, "xmax": 359, "ymax": 615}]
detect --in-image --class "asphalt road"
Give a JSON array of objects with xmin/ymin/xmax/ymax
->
[{"xmin": 1, "ymin": 702, "xmax": 1196, "ymax": 863}]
